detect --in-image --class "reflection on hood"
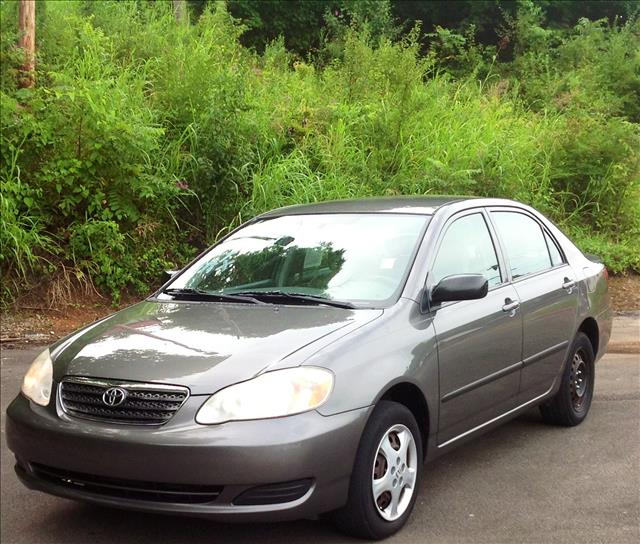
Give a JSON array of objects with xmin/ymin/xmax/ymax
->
[{"xmin": 52, "ymin": 301, "xmax": 382, "ymax": 394}]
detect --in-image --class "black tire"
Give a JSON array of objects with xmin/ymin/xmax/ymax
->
[
  {"xmin": 540, "ymin": 332, "xmax": 595, "ymax": 426},
  {"xmin": 329, "ymin": 400, "xmax": 423, "ymax": 540}
]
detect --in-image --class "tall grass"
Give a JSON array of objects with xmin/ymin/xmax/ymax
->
[
  {"xmin": 0, "ymin": 0, "xmax": 638, "ymax": 306},
  {"xmin": 246, "ymin": 30, "xmax": 639, "ymax": 262}
]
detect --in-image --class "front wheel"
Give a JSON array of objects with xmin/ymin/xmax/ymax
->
[
  {"xmin": 329, "ymin": 400, "xmax": 423, "ymax": 540},
  {"xmin": 540, "ymin": 332, "xmax": 595, "ymax": 426}
]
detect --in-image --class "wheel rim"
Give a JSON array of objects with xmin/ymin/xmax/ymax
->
[
  {"xmin": 569, "ymin": 349, "xmax": 589, "ymax": 410},
  {"xmin": 371, "ymin": 424, "xmax": 418, "ymax": 522}
]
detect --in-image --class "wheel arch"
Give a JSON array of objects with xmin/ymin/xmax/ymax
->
[
  {"xmin": 379, "ymin": 382, "xmax": 430, "ymax": 459},
  {"xmin": 578, "ymin": 317, "xmax": 599, "ymax": 358}
]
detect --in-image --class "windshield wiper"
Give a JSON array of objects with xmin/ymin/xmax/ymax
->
[
  {"xmin": 162, "ymin": 288, "xmax": 263, "ymax": 305},
  {"xmin": 232, "ymin": 291, "xmax": 356, "ymax": 309}
]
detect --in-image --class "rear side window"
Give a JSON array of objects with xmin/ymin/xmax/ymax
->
[
  {"xmin": 544, "ymin": 231, "xmax": 564, "ymax": 266},
  {"xmin": 491, "ymin": 211, "xmax": 553, "ymax": 278},
  {"xmin": 432, "ymin": 213, "xmax": 502, "ymax": 287}
]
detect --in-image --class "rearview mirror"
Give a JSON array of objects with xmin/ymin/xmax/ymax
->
[{"xmin": 430, "ymin": 274, "xmax": 488, "ymax": 305}]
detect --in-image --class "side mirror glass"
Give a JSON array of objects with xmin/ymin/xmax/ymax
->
[{"xmin": 430, "ymin": 274, "xmax": 488, "ymax": 305}]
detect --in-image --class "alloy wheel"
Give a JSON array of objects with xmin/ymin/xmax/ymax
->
[{"xmin": 371, "ymin": 424, "xmax": 418, "ymax": 521}]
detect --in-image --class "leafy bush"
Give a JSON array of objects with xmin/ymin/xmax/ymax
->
[
  {"xmin": 0, "ymin": 161, "xmax": 54, "ymax": 301},
  {"xmin": 247, "ymin": 27, "xmax": 639, "ymax": 238},
  {"xmin": 569, "ymin": 228, "xmax": 640, "ymax": 275},
  {"xmin": 0, "ymin": 0, "xmax": 638, "ymax": 308}
]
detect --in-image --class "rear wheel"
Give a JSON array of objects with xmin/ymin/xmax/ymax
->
[
  {"xmin": 540, "ymin": 332, "xmax": 595, "ymax": 426},
  {"xmin": 329, "ymin": 401, "xmax": 422, "ymax": 540}
]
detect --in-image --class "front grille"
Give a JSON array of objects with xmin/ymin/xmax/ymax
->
[
  {"xmin": 30, "ymin": 463, "xmax": 222, "ymax": 504},
  {"xmin": 59, "ymin": 377, "xmax": 189, "ymax": 425},
  {"xmin": 233, "ymin": 479, "xmax": 313, "ymax": 505}
]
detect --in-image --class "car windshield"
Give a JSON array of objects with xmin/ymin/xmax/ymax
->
[{"xmin": 164, "ymin": 213, "xmax": 429, "ymax": 306}]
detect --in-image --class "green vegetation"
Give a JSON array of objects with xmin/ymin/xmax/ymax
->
[{"xmin": 1, "ymin": 0, "xmax": 639, "ymax": 305}]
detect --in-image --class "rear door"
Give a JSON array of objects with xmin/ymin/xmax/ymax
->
[
  {"xmin": 489, "ymin": 209, "xmax": 579, "ymax": 401},
  {"xmin": 429, "ymin": 210, "xmax": 523, "ymax": 446}
]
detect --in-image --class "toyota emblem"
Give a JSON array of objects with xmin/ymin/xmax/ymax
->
[{"xmin": 102, "ymin": 387, "xmax": 127, "ymax": 407}]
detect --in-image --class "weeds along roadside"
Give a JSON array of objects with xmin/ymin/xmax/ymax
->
[{"xmin": 0, "ymin": 1, "xmax": 638, "ymax": 307}]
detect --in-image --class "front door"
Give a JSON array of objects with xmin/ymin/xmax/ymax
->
[{"xmin": 429, "ymin": 211, "xmax": 523, "ymax": 446}]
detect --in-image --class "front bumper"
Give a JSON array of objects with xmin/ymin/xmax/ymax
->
[{"xmin": 6, "ymin": 394, "xmax": 370, "ymax": 521}]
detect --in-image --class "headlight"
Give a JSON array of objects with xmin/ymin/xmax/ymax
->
[
  {"xmin": 196, "ymin": 367, "xmax": 333, "ymax": 424},
  {"xmin": 21, "ymin": 348, "xmax": 53, "ymax": 406}
]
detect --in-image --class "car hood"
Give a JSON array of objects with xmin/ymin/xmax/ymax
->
[{"xmin": 52, "ymin": 300, "xmax": 382, "ymax": 395}]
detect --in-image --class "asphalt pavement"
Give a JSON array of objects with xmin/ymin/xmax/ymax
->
[{"xmin": 1, "ymin": 347, "xmax": 638, "ymax": 544}]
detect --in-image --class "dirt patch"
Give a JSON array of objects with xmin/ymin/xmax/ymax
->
[
  {"xmin": 0, "ymin": 293, "xmax": 135, "ymax": 348},
  {"xmin": 1, "ymin": 274, "xmax": 638, "ymax": 347},
  {"xmin": 608, "ymin": 274, "xmax": 640, "ymax": 313}
]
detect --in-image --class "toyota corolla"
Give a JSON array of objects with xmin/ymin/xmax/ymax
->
[{"xmin": 6, "ymin": 197, "xmax": 612, "ymax": 539}]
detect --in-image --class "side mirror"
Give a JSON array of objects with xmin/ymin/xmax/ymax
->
[
  {"xmin": 430, "ymin": 274, "xmax": 488, "ymax": 305},
  {"xmin": 163, "ymin": 269, "xmax": 180, "ymax": 283}
]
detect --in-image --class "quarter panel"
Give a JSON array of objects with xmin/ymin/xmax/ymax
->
[{"xmin": 578, "ymin": 261, "xmax": 612, "ymax": 361}]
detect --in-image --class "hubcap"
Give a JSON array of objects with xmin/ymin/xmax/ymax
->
[
  {"xmin": 569, "ymin": 350, "xmax": 589, "ymax": 410},
  {"xmin": 371, "ymin": 424, "xmax": 418, "ymax": 521}
]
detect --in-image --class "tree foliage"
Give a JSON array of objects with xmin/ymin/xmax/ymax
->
[{"xmin": 0, "ymin": 0, "xmax": 638, "ymax": 306}]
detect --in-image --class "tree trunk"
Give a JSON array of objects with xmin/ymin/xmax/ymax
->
[
  {"xmin": 18, "ymin": 0, "xmax": 36, "ymax": 88},
  {"xmin": 173, "ymin": 0, "xmax": 187, "ymax": 23}
]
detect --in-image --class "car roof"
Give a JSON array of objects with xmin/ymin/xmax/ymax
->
[{"xmin": 258, "ymin": 196, "xmax": 476, "ymax": 217}]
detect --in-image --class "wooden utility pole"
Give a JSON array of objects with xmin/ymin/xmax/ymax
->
[
  {"xmin": 173, "ymin": 0, "xmax": 187, "ymax": 23},
  {"xmin": 18, "ymin": 0, "xmax": 36, "ymax": 88}
]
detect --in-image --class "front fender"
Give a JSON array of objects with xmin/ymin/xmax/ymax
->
[{"xmin": 307, "ymin": 301, "xmax": 439, "ymax": 436}]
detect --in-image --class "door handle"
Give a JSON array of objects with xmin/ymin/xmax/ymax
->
[
  {"xmin": 502, "ymin": 298, "xmax": 520, "ymax": 313},
  {"xmin": 562, "ymin": 278, "xmax": 576, "ymax": 291}
]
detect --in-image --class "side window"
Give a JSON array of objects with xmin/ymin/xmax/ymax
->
[
  {"xmin": 491, "ymin": 212, "xmax": 552, "ymax": 278},
  {"xmin": 544, "ymin": 231, "xmax": 563, "ymax": 267},
  {"xmin": 432, "ymin": 213, "xmax": 502, "ymax": 287}
]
